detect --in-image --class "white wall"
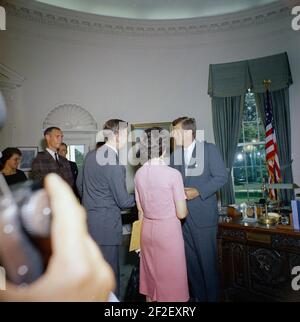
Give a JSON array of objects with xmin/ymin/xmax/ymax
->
[{"xmin": 0, "ymin": 7, "xmax": 300, "ymax": 192}]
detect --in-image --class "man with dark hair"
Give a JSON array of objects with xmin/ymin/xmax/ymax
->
[
  {"xmin": 32, "ymin": 127, "xmax": 74, "ymax": 187},
  {"xmin": 171, "ymin": 116, "xmax": 228, "ymax": 302},
  {"xmin": 43, "ymin": 126, "xmax": 61, "ymax": 137},
  {"xmin": 82, "ymin": 119, "xmax": 135, "ymax": 298}
]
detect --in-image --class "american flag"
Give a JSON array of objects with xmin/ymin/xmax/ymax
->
[{"xmin": 264, "ymin": 89, "xmax": 281, "ymax": 200}]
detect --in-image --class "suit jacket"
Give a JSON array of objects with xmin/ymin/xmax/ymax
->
[
  {"xmin": 171, "ymin": 141, "xmax": 228, "ymax": 228},
  {"xmin": 32, "ymin": 151, "xmax": 74, "ymax": 187},
  {"xmin": 68, "ymin": 160, "xmax": 80, "ymax": 198},
  {"xmin": 82, "ymin": 146, "xmax": 135, "ymax": 245},
  {"xmin": 69, "ymin": 161, "xmax": 78, "ymax": 182}
]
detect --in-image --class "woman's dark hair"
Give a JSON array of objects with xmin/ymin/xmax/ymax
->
[
  {"xmin": 0, "ymin": 147, "xmax": 22, "ymax": 170},
  {"xmin": 139, "ymin": 127, "xmax": 169, "ymax": 163}
]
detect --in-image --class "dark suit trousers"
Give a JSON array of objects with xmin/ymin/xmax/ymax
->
[
  {"xmin": 100, "ymin": 245, "xmax": 120, "ymax": 299},
  {"xmin": 182, "ymin": 219, "xmax": 219, "ymax": 302}
]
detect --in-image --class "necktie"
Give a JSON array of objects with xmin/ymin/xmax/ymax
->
[{"xmin": 55, "ymin": 153, "xmax": 60, "ymax": 167}]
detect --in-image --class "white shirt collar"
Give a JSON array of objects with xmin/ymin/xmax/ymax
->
[
  {"xmin": 184, "ymin": 140, "xmax": 196, "ymax": 168},
  {"xmin": 184, "ymin": 140, "xmax": 196, "ymax": 153},
  {"xmin": 46, "ymin": 148, "xmax": 58, "ymax": 160},
  {"xmin": 105, "ymin": 143, "xmax": 118, "ymax": 155}
]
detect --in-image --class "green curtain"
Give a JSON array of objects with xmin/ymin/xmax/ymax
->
[
  {"xmin": 209, "ymin": 52, "xmax": 294, "ymax": 206},
  {"xmin": 208, "ymin": 61, "xmax": 251, "ymax": 97},
  {"xmin": 212, "ymin": 95, "xmax": 245, "ymax": 205},
  {"xmin": 255, "ymin": 88, "xmax": 294, "ymax": 204},
  {"xmin": 208, "ymin": 52, "xmax": 292, "ymax": 98},
  {"xmin": 248, "ymin": 53, "xmax": 293, "ymax": 93}
]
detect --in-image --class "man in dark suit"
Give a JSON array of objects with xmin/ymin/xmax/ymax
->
[
  {"xmin": 170, "ymin": 117, "xmax": 228, "ymax": 302},
  {"xmin": 58, "ymin": 142, "xmax": 79, "ymax": 198},
  {"xmin": 32, "ymin": 127, "xmax": 74, "ymax": 187},
  {"xmin": 82, "ymin": 119, "xmax": 135, "ymax": 298},
  {"xmin": 58, "ymin": 143, "xmax": 78, "ymax": 181}
]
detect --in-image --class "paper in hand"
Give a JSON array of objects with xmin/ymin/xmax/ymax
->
[{"xmin": 129, "ymin": 220, "xmax": 141, "ymax": 252}]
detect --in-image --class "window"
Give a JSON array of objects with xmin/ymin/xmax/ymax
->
[
  {"xmin": 233, "ymin": 91, "xmax": 268, "ymax": 203},
  {"xmin": 66, "ymin": 145, "xmax": 85, "ymax": 168}
]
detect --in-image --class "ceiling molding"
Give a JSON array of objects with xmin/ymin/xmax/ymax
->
[{"xmin": 0, "ymin": 0, "xmax": 298, "ymax": 36}]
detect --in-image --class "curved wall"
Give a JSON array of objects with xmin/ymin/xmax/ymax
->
[{"xmin": 0, "ymin": 0, "xmax": 300, "ymax": 190}]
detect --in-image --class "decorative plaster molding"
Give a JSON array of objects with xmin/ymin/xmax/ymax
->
[
  {"xmin": 0, "ymin": 63, "xmax": 25, "ymax": 89},
  {"xmin": 43, "ymin": 104, "xmax": 98, "ymax": 132},
  {"xmin": 0, "ymin": 0, "xmax": 298, "ymax": 36}
]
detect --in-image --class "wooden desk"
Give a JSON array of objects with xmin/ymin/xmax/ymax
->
[{"xmin": 218, "ymin": 217, "xmax": 300, "ymax": 301}]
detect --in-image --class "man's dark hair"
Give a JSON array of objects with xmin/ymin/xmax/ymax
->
[
  {"xmin": 0, "ymin": 147, "xmax": 22, "ymax": 170},
  {"xmin": 172, "ymin": 117, "xmax": 196, "ymax": 139},
  {"xmin": 103, "ymin": 119, "xmax": 127, "ymax": 133},
  {"xmin": 103, "ymin": 119, "xmax": 127, "ymax": 142},
  {"xmin": 60, "ymin": 142, "xmax": 67, "ymax": 148},
  {"xmin": 172, "ymin": 117, "xmax": 189, "ymax": 127},
  {"xmin": 44, "ymin": 127, "xmax": 61, "ymax": 137},
  {"xmin": 96, "ymin": 142, "xmax": 105, "ymax": 149}
]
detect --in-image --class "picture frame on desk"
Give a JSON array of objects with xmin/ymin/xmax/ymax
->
[{"xmin": 17, "ymin": 147, "xmax": 38, "ymax": 172}]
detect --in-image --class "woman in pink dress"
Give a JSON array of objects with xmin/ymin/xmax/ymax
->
[{"xmin": 134, "ymin": 127, "xmax": 189, "ymax": 302}]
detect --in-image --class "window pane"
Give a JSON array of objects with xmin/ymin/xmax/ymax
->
[
  {"xmin": 233, "ymin": 146, "xmax": 244, "ymax": 167},
  {"xmin": 244, "ymin": 93, "xmax": 257, "ymax": 122},
  {"xmin": 258, "ymin": 123, "xmax": 265, "ymax": 142},
  {"xmin": 243, "ymin": 123, "xmax": 258, "ymax": 143},
  {"xmin": 248, "ymin": 189, "xmax": 263, "ymax": 201},
  {"xmin": 255, "ymin": 144, "xmax": 265, "ymax": 167},
  {"xmin": 68, "ymin": 145, "xmax": 85, "ymax": 168},
  {"xmin": 75, "ymin": 146, "xmax": 84, "ymax": 168},
  {"xmin": 239, "ymin": 125, "xmax": 244, "ymax": 143},
  {"xmin": 244, "ymin": 144, "xmax": 266, "ymax": 169},
  {"xmin": 255, "ymin": 167, "xmax": 263, "ymax": 183},
  {"xmin": 234, "ymin": 183, "xmax": 248, "ymax": 204},
  {"xmin": 262, "ymin": 165, "xmax": 268, "ymax": 182},
  {"xmin": 233, "ymin": 167, "xmax": 247, "ymax": 186},
  {"xmin": 246, "ymin": 165, "xmax": 259, "ymax": 184}
]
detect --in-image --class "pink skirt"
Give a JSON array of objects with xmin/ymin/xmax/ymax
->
[{"xmin": 139, "ymin": 215, "xmax": 189, "ymax": 302}]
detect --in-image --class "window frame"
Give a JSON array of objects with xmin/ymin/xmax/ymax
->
[{"xmin": 232, "ymin": 91, "xmax": 267, "ymax": 202}]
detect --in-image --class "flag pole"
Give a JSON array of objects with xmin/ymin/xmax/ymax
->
[{"xmin": 263, "ymin": 79, "xmax": 271, "ymax": 91}]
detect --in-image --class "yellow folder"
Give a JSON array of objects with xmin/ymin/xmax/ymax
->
[{"xmin": 129, "ymin": 220, "xmax": 142, "ymax": 252}]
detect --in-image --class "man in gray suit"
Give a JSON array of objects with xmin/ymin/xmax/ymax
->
[
  {"xmin": 171, "ymin": 117, "xmax": 228, "ymax": 302},
  {"xmin": 82, "ymin": 119, "xmax": 135, "ymax": 298}
]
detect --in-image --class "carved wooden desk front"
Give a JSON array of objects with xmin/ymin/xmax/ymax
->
[{"xmin": 218, "ymin": 217, "xmax": 300, "ymax": 301}]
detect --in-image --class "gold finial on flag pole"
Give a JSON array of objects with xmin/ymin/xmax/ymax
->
[{"xmin": 263, "ymin": 79, "xmax": 271, "ymax": 91}]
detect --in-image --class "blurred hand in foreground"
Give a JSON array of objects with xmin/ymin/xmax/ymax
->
[{"xmin": 0, "ymin": 173, "xmax": 115, "ymax": 302}]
